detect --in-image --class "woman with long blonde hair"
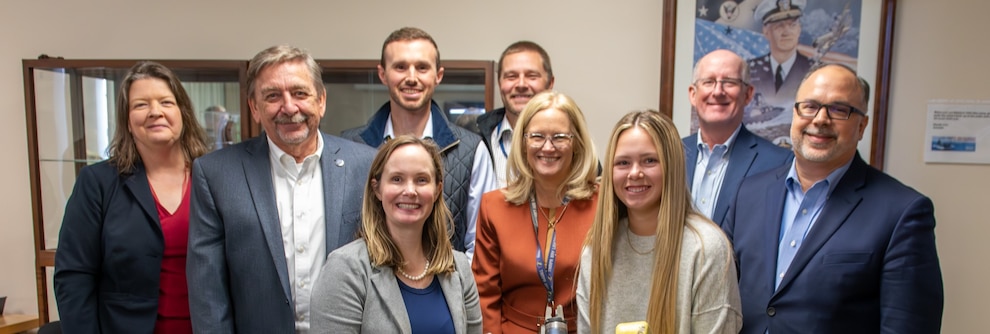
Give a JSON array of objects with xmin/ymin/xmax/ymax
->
[{"xmin": 577, "ymin": 111, "xmax": 741, "ymax": 334}]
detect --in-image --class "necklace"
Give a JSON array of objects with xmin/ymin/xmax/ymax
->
[
  {"xmin": 625, "ymin": 224, "xmax": 655, "ymax": 255},
  {"xmin": 397, "ymin": 260, "xmax": 431, "ymax": 281},
  {"xmin": 538, "ymin": 201, "xmax": 569, "ymax": 229}
]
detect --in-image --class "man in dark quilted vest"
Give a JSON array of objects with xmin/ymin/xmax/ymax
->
[{"xmin": 341, "ymin": 27, "xmax": 497, "ymax": 259}]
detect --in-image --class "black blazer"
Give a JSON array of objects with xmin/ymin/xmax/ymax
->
[{"xmin": 55, "ymin": 161, "xmax": 166, "ymax": 333}]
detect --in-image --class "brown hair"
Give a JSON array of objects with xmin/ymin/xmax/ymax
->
[
  {"xmin": 247, "ymin": 45, "xmax": 324, "ymax": 101},
  {"xmin": 497, "ymin": 40, "xmax": 554, "ymax": 80},
  {"xmin": 107, "ymin": 61, "xmax": 209, "ymax": 174},
  {"xmin": 361, "ymin": 135, "xmax": 455, "ymax": 275},
  {"xmin": 380, "ymin": 27, "xmax": 441, "ymax": 68}
]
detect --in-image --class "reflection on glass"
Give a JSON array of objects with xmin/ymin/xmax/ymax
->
[
  {"xmin": 28, "ymin": 63, "xmax": 245, "ymax": 250},
  {"xmin": 321, "ymin": 66, "xmax": 488, "ymax": 136}
]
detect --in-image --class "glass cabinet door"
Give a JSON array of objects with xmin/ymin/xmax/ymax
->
[
  {"xmin": 318, "ymin": 60, "xmax": 494, "ymax": 136},
  {"xmin": 22, "ymin": 59, "xmax": 248, "ymax": 322}
]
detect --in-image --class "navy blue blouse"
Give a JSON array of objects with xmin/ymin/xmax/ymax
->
[{"xmin": 397, "ymin": 276, "xmax": 455, "ymax": 334}]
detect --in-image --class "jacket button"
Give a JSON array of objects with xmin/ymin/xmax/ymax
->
[{"xmin": 766, "ymin": 307, "xmax": 776, "ymax": 316}]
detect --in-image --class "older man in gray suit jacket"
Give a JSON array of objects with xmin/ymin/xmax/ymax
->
[{"xmin": 188, "ymin": 45, "xmax": 375, "ymax": 333}]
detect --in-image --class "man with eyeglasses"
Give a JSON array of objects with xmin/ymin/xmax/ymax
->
[
  {"xmin": 723, "ymin": 64, "xmax": 944, "ymax": 333},
  {"xmin": 748, "ymin": 0, "xmax": 813, "ymax": 111},
  {"xmin": 683, "ymin": 49, "xmax": 791, "ymax": 228}
]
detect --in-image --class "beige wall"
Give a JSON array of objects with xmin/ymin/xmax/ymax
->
[{"xmin": 0, "ymin": 0, "xmax": 983, "ymax": 331}]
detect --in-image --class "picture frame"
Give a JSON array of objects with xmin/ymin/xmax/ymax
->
[{"xmin": 659, "ymin": 0, "xmax": 897, "ymax": 169}]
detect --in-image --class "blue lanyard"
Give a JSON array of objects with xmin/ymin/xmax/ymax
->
[
  {"xmin": 529, "ymin": 195, "xmax": 562, "ymax": 306},
  {"xmin": 496, "ymin": 121, "xmax": 508, "ymax": 158}
]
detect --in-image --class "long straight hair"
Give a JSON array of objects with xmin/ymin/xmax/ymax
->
[
  {"xmin": 584, "ymin": 110, "xmax": 700, "ymax": 333},
  {"xmin": 361, "ymin": 135, "xmax": 455, "ymax": 275}
]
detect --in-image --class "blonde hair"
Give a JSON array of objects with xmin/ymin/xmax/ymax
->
[
  {"xmin": 361, "ymin": 135, "xmax": 455, "ymax": 275},
  {"xmin": 502, "ymin": 91, "xmax": 598, "ymax": 204},
  {"xmin": 584, "ymin": 110, "xmax": 703, "ymax": 333}
]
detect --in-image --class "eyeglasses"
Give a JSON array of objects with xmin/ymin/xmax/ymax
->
[
  {"xmin": 794, "ymin": 101, "xmax": 865, "ymax": 120},
  {"xmin": 694, "ymin": 78, "xmax": 747, "ymax": 91},
  {"xmin": 526, "ymin": 133, "xmax": 574, "ymax": 149}
]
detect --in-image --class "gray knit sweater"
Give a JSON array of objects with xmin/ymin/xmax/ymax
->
[{"xmin": 576, "ymin": 216, "xmax": 743, "ymax": 334}]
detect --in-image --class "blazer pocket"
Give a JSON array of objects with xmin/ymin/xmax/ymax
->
[{"xmin": 822, "ymin": 252, "xmax": 872, "ymax": 265}]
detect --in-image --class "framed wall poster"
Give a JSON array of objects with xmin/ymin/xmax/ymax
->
[{"xmin": 660, "ymin": 0, "xmax": 897, "ymax": 169}]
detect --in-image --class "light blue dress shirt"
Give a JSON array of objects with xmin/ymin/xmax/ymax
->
[
  {"xmin": 775, "ymin": 159, "xmax": 853, "ymax": 289},
  {"xmin": 691, "ymin": 126, "xmax": 741, "ymax": 219}
]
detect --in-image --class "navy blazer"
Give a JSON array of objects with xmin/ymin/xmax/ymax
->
[
  {"xmin": 723, "ymin": 154, "xmax": 944, "ymax": 334},
  {"xmin": 54, "ymin": 161, "xmax": 165, "ymax": 333},
  {"xmin": 747, "ymin": 52, "xmax": 813, "ymax": 107},
  {"xmin": 684, "ymin": 126, "xmax": 792, "ymax": 227},
  {"xmin": 187, "ymin": 133, "xmax": 375, "ymax": 333}
]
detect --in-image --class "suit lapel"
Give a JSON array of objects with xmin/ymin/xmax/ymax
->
[
  {"xmin": 123, "ymin": 164, "xmax": 161, "ymax": 234},
  {"xmin": 774, "ymin": 157, "xmax": 867, "ymax": 295},
  {"xmin": 713, "ymin": 128, "xmax": 758, "ymax": 224},
  {"xmin": 763, "ymin": 168, "xmax": 788, "ymax": 291},
  {"xmin": 370, "ymin": 266, "xmax": 412, "ymax": 333},
  {"xmin": 242, "ymin": 137, "xmax": 292, "ymax": 302},
  {"xmin": 683, "ymin": 136, "xmax": 698, "ymax": 187},
  {"xmin": 440, "ymin": 270, "xmax": 465, "ymax": 334},
  {"xmin": 321, "ymin": 134, "xmax": 345, "ymax": 253}
]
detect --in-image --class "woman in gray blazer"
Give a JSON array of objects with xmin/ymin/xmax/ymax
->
[{"xmin": 311, "ymin": 135, "xmax": 482, "ymax": 334}]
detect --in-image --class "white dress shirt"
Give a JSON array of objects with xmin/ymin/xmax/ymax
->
[
  {"xmin": 267, "ymin": 134, "xmax": 327, "ymax": 333},
  {"xmin": 489, "ymin": 116, "xmax": 514, "ymax": 188}
]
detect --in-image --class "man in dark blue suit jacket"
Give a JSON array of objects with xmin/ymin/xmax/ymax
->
[
  {"xmin": 724, "ymin": 64, "xmax": 943, "ymax": 333},
  {"xmin": 684, "ymin": 49, "xmax": 791, "ymax": 227},
  {"xmin": 187, "ymin": 46, "xmax": 375, "ymax": 333}
]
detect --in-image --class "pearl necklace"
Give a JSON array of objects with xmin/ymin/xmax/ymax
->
[{"xmin": 397, "ymin": 260, "xmax": 431, "ymax": 281}]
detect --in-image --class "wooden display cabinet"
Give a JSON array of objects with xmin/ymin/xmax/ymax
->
[{"xmin": 21, "ymin": 57, "xmax": 492, "ymax": 325}]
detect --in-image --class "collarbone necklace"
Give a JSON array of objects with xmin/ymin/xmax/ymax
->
[
  {"xmin": 397, "ymin": 260, "xmax": 431, "ymax": 281},
  {"xmin": 625, "ymin": 223, "xmax": 656, "ymax": 255}
]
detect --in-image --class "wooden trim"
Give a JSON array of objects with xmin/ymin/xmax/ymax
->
[
  {"xmin": 22, "ymin": 61, "xmax": 50, "ymax": 324},
  {"xmin": 316, "ymin": 59, "xmax": 495, "ymax": 113},
  {"xmin": 658, "ymin": 0, "xmax": 679, "ymax": 118},
  {"xmin": 657, "ymin": 0, "xmax": 896, "ymax": 167},
  {"xmin": 870, "ymin": 0, "xmax": 897, "ymax": 170}
]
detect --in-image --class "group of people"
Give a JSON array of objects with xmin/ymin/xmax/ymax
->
[{"xmin": 52, "ymin": 24, "xmax": 943, "ymax": 334}]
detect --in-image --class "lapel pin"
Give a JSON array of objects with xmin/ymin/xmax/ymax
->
[{"xmin": 335, "ymin": 159, "xmax": 345, "ymax": 167}]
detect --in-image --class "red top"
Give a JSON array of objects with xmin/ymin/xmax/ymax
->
[{"xmin": 151, "ymin": 180, "xmax": 192, "ymax": 334}]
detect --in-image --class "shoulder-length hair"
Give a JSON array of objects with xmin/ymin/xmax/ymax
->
[
  {"xmin": 107, "ymin": 61, "xmax": 209, "ymax": 174},
  {"xmin": 584, "ymin": 110, "xmax": 705, "ymax": 333},
  {"xmin": 361, "ymin": 135, "xmax": 455, "ymax": 275},
  {"xmin": 503, "ymin": 91, "xmax": 598, "ymax": 205}
]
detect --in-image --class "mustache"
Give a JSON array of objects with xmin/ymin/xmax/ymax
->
[
  {"xmin": 274, "ymin": 113, "xmax": 307, "ymax": 124},
  {"xmin": 804, "ymin": 127, "xmax": 836, "ymax": 137}
]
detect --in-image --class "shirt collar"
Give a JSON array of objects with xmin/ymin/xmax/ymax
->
[
  {"xmin": 384, "ymin": 111, "xmax": 435, "ymax": 140},
  {"xmin": 267, "ymin": 132, "xmax": 324, "ymax": 166},
  {"xmin": 784, "ymin": 156, "xmax": 855, "ymax": 196},
  {"xmin": 497, "ymin": 115, "xmax": 513, "ymax": 139},
  {"xmin": 769, "ymin": 52, "xmax": 798, "ymax": 78},
  {"xmin": 696, "ymin": 124, "xmax": 742, "ymax": 152}
]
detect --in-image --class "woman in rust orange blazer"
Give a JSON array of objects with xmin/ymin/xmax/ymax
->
[{"xmin": 472, "ymin": 91, "xmax": 599, "ymax": 334}]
